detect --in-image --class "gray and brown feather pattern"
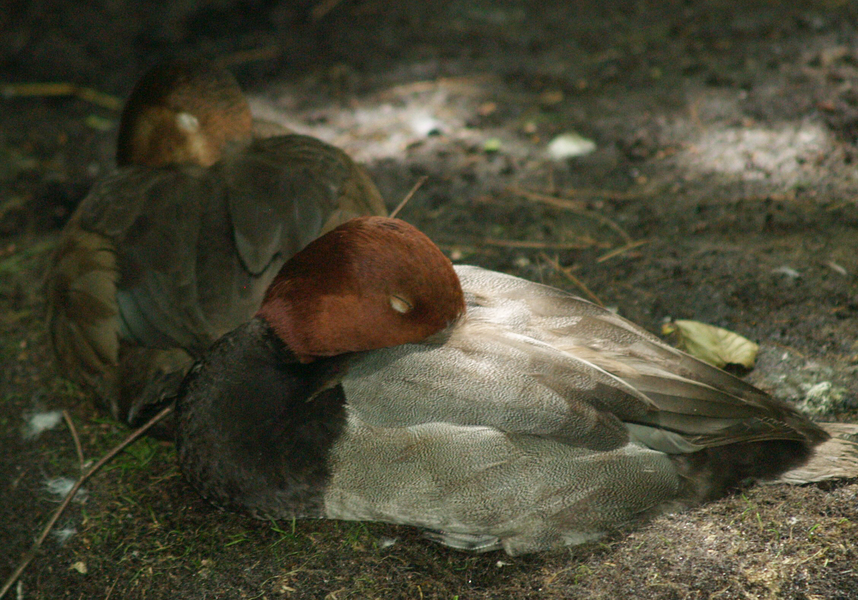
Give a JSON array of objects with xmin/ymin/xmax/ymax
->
[{"xmin": 46, "ymin": 59, "xmax": 386, "ymax": 433}]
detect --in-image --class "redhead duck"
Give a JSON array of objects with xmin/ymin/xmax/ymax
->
[
  {"xmin": 46, "ymin": 59, "xmax": 387, "ymax": 433},
  {"xmin": 176, "ymin": 216, "xmax": 854, "ymax": 556}
]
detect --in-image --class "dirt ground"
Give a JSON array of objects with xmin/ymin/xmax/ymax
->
[{"xmin": 2, "ymin": 0, "xmax": 858, "ymax": 598}]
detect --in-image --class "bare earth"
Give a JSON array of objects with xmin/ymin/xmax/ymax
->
[{"xmin": 1, "ymin": 1, "xmax": 857, "ymax": 598}]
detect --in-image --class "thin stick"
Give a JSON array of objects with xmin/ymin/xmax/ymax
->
[
  {"xmin": 376, "ymin": 76, "xmax": 491, "ymax": 100},
  {"xmin": 509, "ymin": 186, "xmax": 634, "ymax": 244},
  {"xmin": 311, "ymin": 0, "xmax": 343, "ymax": 20},
  {"xmin": 596, "ymin": 238, "xmax": 651, "ymax": 263},
  {"xmin": 825, "ymin": 200, "xmax": 855, "ymax": 212},
  {"xmin": 215, "ymin": 46, "xmax": 281, "ymax": 68},
  {"xmin": 0, "ymin": 406, "xmax": 173, "ymax": 600},
  {"xmin": 540, "ymin": 252, "xmax": 604, "ymax": 306},
  {"xmin": 509, "ymin": 186, "xmax": 587, "ymax": 211},
  {"xmin": 104, "ymin": 574, "xmax": 121, "ymax": 600},
  {"xmin": 62, "ymin": 410, "xmax": 85, "ymax": 473},
  {"xmin": 1, "ymin": 83, "xmax": 121, "ymax": 111},
  {"xmin": 389, "ymin": 176, "xmax": 428, "ymax": 219},
  {"xmin": 563, "ymin": 187, "xmax": 652, "ymax": 202},
  {"xmin": 482, "ymin": 238, "xmax": 605, "ymax": 250}
]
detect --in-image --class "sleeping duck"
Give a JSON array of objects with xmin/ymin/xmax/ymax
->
[
  {"xmin": 176, "ymin": 216, "xmax": 856, "ymax": 555},
  {"xmin": 47, "ymin": 59, "xmax": 387, "ymax": 433}
]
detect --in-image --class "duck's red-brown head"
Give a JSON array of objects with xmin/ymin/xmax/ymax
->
[
  {"xmin": 116, "ymin": 58, "xmax": 253, "ymax": 168},
  {"xmin": 257, "ymin": 217, "xmax": 465, "ymax": 362}
]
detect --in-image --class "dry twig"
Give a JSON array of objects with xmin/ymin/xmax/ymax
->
[
  {"xmin": 311, "ymin": 0, "xmax": 344, "ymax": 21},
  {"xmin": 509, "ymin": 186, "xmax": 587, "ymax": 211},
  {"xmin": 596, "ymin": 238, "xmax": 652, "ymax": 263},
  {"xmin": 390, "ymin": 176, "xmax": 429, "ymax": 219},
  {"xmin": 216, "ymin": 46, "xmax": 281, "ymax": 67},
  {"xmin": 62, "ymin": 410, "xmax": 85, "ymax": 473},
  {"xmin": 483, "ymin": 238, "xmax": 605, "ymax": 250},
  {"xmin": 1, "ymin": 83, "xmax": 121, "ymax": 111},
  {"xmin": 377, "ymin": 76, "xmax": 494, "ymax": 100},
  {"xmin": 509, "ymin": 186, "xmax": 634, "ymax": 244},
  {"xmin": 563, "ymin": 187, "xmax": 652, "ymax": 202},
  {"xmin": 539, "ymin": 252, "xmax": 604, "ymax": 306}
]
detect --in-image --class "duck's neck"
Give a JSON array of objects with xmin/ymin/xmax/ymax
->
[{"xmin": 176, "ymin": 317, "xmax": 348, "ymax": 519}]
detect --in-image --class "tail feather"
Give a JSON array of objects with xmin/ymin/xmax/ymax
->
[
  {"xmin": 777, "ymin": 423, "xmax": 858, "ymax": 484},
  {"xmin": 47, "ymin": 229, "xmax": 121, "ymax": 386}
]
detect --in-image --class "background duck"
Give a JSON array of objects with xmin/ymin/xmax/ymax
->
[
  {"xmin": 46, "ymin": 59, "xmax": 387, "ymax": 434},
  {"xmin": 176, "ymin": 216, "xmax": 857, "ymax": 556}
]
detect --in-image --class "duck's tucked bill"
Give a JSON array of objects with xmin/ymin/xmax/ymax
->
[
  {"xmin": 46, "ymin": 59, "xmax": 387, "ymax": 436},
  {"xmin": 176, "ymin": 216, "xmax": 858, "ymax": 556}
]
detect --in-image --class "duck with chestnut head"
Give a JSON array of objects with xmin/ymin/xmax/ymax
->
[
  {"xmin": 176, "ymin": 216, "xmax": 857, "ymax": 556},
  {"xmin": 46, "ymin": 59, "xmax": 387, "ymax": 434}
]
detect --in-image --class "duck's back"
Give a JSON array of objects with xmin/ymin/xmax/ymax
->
[
  {"xmin": 329, "ymin": 266, "xmax": 826, "ymax": 535},
  {"xmin": 47, "ymin": 134, "xmax": 385, "ymax": 427},
  {"xmin": 454, "ymin": 265, "xmax": 826, "ymax": 448}
]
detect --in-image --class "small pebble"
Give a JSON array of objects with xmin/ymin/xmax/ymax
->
[{"xmin": 547, "ymin": 133, "xmax": 596, "ymax": 159}]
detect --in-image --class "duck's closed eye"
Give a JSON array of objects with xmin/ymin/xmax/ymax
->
[
  {"xmin": 176, "ymin": 112, "xmax": 200, "ymax": 132},
  {"xmin": 389, "ymin": 294, "xmax": 413, "ymax": 314}
]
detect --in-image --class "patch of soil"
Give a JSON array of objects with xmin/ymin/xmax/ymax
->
[{"xmin": 2, "ymin": 1, "xmax": 857, "ymax": 599}]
